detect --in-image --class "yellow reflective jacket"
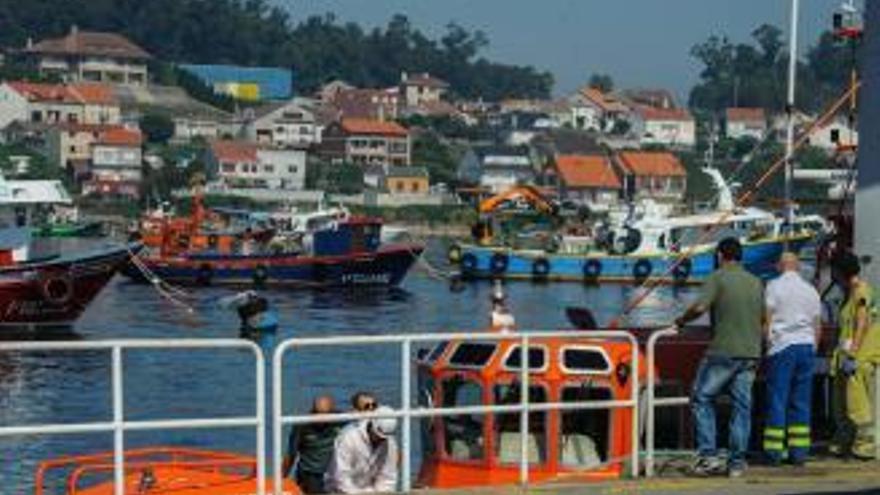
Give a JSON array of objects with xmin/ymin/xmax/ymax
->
[{"xmin": 833, "ymin": 282, "xmax": 880, "ymax": 373}]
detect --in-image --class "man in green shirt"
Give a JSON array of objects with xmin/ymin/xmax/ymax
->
[
  {"xmin": 674, "ymin": 237, "xmax": 764, "ymax": 478},
  {"xmin": 283, "ymin": 395, "xmax": 342, "ymax": 493}
]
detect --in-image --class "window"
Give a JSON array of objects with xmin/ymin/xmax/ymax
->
[
  {"xmin": 289, "ymin": 166, "xmax": 298, "ymax": 174},
  {"xmin": 69, "ymin": 146, "xmax": 76, "ymax": 153},
  {"xmin": 31, "ymin": 111, "xmax": 42, "ymax": 122},
  {"xmin": 410, "ymin": 181, "xmax": 419, "ymax": 193},
  {"xmin": 264, "ymin": 165, "xmax": 275, "ymax": 173},
  {"xmin": 441, "ymin": 377, "xmax": 484, "ymax": 461},
  {"xmin": 559, "ymin": 385, "xmax": 611, "ymax": 467},
  {"xmin": 560, "ymin": 347, "xmax": 611, "ymax": 374},
  {"xmin": 396, "ymin": 181, "xmax": 404, "ymax": 192},
  {"xmin": 493, "ymin": 383, "xmax": 548, "ymax": 464},
  {"xmin": 448, "ymin": 343, "xmax": 497, "ymax": 368},
  {"xmin": 502, "ymin": 345, "xmax": 547, "ymax": 371}
]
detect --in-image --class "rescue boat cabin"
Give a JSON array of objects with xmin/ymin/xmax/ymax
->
[{"xmin": 415, "ymin": 334, "xmax": 646, "ymax": 488}]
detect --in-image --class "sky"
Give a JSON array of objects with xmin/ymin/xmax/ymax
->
[{"xmin": 275, "ymin": 0, "xmax": 856, "ymax": 100}]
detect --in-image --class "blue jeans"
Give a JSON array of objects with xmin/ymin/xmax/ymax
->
[{"xmin": 691, "ymin": 355, "xmax": 757, "ymax": 467}]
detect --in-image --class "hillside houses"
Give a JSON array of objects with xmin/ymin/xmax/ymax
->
[
  {"xmin": 553, "ymin": 154, "xmax": 622, "ymax": 208},
  {"xmin": 320, "ymin": 118, "xmax": 411, "ymax": 167}
]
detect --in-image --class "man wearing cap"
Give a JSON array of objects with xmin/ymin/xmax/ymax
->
[
  {"xmin": 326, "ymin": 405, "xmax": 399, "ymax": 493},
  {"xmin": 762, "ymin": 252, "xmax": 822, "ymax": 465}
]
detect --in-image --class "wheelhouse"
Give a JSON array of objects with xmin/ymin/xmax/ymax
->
[{"xmin": 415, "ymin": 336, "xmax": 646, "ymax": 488}]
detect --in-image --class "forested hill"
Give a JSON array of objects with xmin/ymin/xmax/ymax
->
[{"xmin": 0, "ymin": 0, "xmax": 554, "ymax": 100}]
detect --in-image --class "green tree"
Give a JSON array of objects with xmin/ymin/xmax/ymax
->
[
  {"xmin": 139, "ymin": 113, "xmax": 175, "ymax": 144},
  {"xmin": 588, "ymin": 73, "xmax": 614, "ymax": 92},
  {"xmin": 411, "ymin": 131, "xmax": 459, "ymax": 185}
]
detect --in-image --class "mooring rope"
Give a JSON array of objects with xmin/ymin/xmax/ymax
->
[{"xmin": 126, "ymin": 246, "xmax": 197, "ymax": 312}]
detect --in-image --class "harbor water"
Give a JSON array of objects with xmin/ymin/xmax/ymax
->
[{"xmin": 0, "ymin": 238, "xmax": 703, "ymax": 492}]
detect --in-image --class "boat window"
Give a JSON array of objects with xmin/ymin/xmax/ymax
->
[
  {"xmin": 559, "ymin": 384, "xmax": 611, "ymax": 466},
  {"xmin": 493, "ymin": 382, "xmax": 548, "ymax": 465},
  {"xmin": 561, "ymin": 347, "xmax": 612, "ymax": 374},
  {"xmin": 448, "ymin": 343, "xmax": 497, "ymax": 369},
  {"xmin": 502, "ymin": 345, "xmax": 547, "ymax": 371},
  {"xmin": 441, "ymin": 376, "xmax": 484, "ymax": 461},
  {"xmin": 427, "ymin": 341, "xmax": 449, "ymax": 363}
]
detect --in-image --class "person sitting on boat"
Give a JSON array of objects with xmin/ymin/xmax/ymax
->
[
  {"xmin": 351, "ymin": 391, "xmax": 378, "ymax": 412},
  {"xmin": 829, "ymin": 251, "xmax": 880, "ymax": 459},
  {"xmin": 326, "ymin": 405, "xmax": 399, "ymax": 494},
  {"xmin": 282, "ymin": 395, "xmax": 341, "ymax": 494},
  {"xmin": 490, "ymin": 283, "xmax": 516, "ymax": 333},
  {"xmin": 674, "ymin": 237, "xmax": 764, "ymax": 478}
]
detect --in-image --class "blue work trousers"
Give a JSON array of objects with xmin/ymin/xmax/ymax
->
[{"xmin": 764, "ymin": 344, "xmax": 815, "ymax": 463}]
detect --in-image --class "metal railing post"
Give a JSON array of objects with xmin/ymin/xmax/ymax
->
[
  {"xmin": 400, "ymin": 339, "xmax": 412, "ymax": 492},
  {"xmin": 272, "ymin": 343, "xmax": 285, "ymax": 495},
  {"xmin": 519, "ymin": 333, "xmax": 530, "ymax": 487},
  {"xmin": 111, "ymin": 346, "xmax": 124, "ymax": 495},
  {"xmin": 645, "ymin": 327, "xmax": 680, "ymax": 477},
  {"xmin": 255, "ymin": 342, "xmax": 266, "ymax": 495}
]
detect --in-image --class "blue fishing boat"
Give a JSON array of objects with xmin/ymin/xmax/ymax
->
[{"xmin": 450, "ymin": 168, "xmax": 826, "ymax": 284}]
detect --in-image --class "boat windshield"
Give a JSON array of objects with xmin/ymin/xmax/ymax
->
[{"xmin": 441, "ymin": 376, "xmax": 485, "ymax": 461}]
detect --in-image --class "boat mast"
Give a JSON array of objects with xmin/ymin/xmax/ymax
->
[
  {"xmin": 784, "ymin": 0, "xmax": 800, "ymax": 234},
  {"xmin": 856, "ymin": 0, "xmax": 880, "ymax": 285}
]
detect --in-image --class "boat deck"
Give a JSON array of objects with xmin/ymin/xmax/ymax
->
[{"xmin": 424, "ymin": 458, "xmax": 880, "ymax": 494}]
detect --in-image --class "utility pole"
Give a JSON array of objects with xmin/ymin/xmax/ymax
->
[{"xmin": 784, "ymin": 0, "xmax": 800, "ymax": 237}]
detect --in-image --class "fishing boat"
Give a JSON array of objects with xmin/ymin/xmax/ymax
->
[
  {"xmin": 34, "ymin": 447, "xmax": 299, "ymax": 495},
  {"xmin": 0, "ymin": 176, "xmax": 137, "ymax": 327},
  {"xmin": 123, "ymin": 215, "xmax": 423, "ymax": 288},
  {"xmin": 449, "ymin": 168, "xmax": 825, "ymax": 284}
]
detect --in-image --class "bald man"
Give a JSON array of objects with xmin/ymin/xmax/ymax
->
[
  {"xmin": 283, "ymin": 395, "xmax": 340, "ymax": 493},
  {"xmin": 762, "ymin": 252, "xmax": 822, "ymax": 466}
]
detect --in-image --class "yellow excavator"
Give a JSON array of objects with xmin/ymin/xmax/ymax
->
[{"xmin": 472, "ymin": 185, "xmax": 560, "ymax": 246}]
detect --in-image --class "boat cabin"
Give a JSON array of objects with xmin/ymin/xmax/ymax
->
[
  {"xmin": 416, "ymin": 335, "xmax": 646, "ymax": 488},
  {"xmin": 311, "ymin": 217, "xmax": 382, "ymax": 256},
  {"xmin": 0, "ymin": 176, "xmax": 73, "ymax": 264}
]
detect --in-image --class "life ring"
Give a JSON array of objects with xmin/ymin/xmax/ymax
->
[
  {"xmin": 532, "ymin": 258, "xmax": 551, "ymax": 279},
  {"xmin": 448, "ymin": 244, "xmax": 463, "ymax": 263},
  {"xmin": 583, "ymin": 259, "xmax": 602, "ymax": 284},
  {"xmin": 633, "ymin": 259, "xmax": 652, "ymax": 282},
  {"xmin": 253, "ymin": 264, "xmax": 269, "ymax": 286},
  {"xmin": 461, "ymin": 253, "xmax": 478, "ymax": 274},
  {"xmin": 490, "ymin": 253, "xmax": 509, "ymax": 275},
  {"xmin": 196, "ymin": 263, "xmax": 213, "ymax": 286},
  {"xmin": 672, "ymin": 258, "xmax": 692, "ymax": 284},
  {"xmin": 40, "ymin": 271, "xmax": 74, "ymax": 306}
]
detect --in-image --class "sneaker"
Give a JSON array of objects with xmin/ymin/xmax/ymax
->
[
  {"xmin": 690, "ymin": 456, "xmax": 725, "ymax": 477},
  {"xmin": 728, "ymin": 463, "xmax": 746, "ymax": 478}
]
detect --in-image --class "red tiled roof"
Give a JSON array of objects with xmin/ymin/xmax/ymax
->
[
  {"xmin": 555, "ymin": 154, "xmax": 621, "ymax": 189},
  {"xmin": 618, "ymin": 151, "xmax": 687, "ymax": 177},
  {"xmin": 637, "ymin": 106, "xmax": 693, "ymax": 122},
  {"xmin": 726, "ymin": 107, "xmax": 766, "ymax": 122},
  {"xmin": 211, "ymin": 140, "xmax": 258, "ymax": 163},
  {"xmin": 580, "ymin": 87, "xmax": 629, "ymax": 113},
  {"xmin": 97, "ymin": 127, "xmax": 142, "ymax": 146},
  {"xmin": 340, "ymin": 118, "xmax": 408, "ymax": 137},
  {"xmin": 68, "ymin": 83, "xmax": 116, "ymax": 105},
  {"xmin": 8, "ymin": 82, "xmax": 79, "ymax": 104},
  {"xmin": 26, "ymin": 30, "xmax": 151, "ymax": 59},
  {"xmin": 7, "ymin": 81, "xmax": 116, "ymax": 105}
]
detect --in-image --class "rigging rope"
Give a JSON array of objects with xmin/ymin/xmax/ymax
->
[{"xmin": 608, "ymin": 82, "xmax": 861, "ymax": 328}]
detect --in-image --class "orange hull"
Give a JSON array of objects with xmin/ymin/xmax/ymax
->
[{"xmin": 419, "ymin": 460, "xmax": 622, "ymax": 489}]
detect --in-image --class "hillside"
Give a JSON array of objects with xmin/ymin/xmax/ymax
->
[{"xmin": 0, "ymin": 0, "xmax": 553, "ymax": 100}]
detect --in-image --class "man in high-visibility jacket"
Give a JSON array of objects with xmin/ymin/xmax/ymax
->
[
  {"xmin": 830, "ymin": 252, "xmax": 880, "ymax": 458},
  {"xmin": 762, "ymin": 253, "xmax": 822, "ymax": 465}
]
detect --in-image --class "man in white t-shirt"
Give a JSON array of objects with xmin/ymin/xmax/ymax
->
[{"xmin": 763, "ymin": 252, "xmax": 822, "ymax": 466}]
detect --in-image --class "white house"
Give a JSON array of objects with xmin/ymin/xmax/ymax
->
[
  {"xmin": 209, "ymin": 140, "xmax": 306, "ymax": 190},
  {"xmin": 83, "ymin": 127, "xmax": 144, "ymax": 199},
  {"xmin": 566, "ymin": 87, "xmax": 630, "ymax": 132},
  {"xmin": 634, "ymin": 106, "xmax": 696, "ymax": 147},
  {"xmin": 243, "ymin": 99, "xmax": 321, "ymax": 147},
  {"xmin": 809, "ymin": 117, "xmax": 859, "ymax": 153},
  {"xmin": 458, "ymin": 145, "xmax": 535, "ymax": 192},
  {"xmin": 400, "ymin": 72, "xmax": 449, "ymax": 108},
  {"xmin": 0, "ymin": 81, "xmax": 120, "ymax": 129},
  {"xmin": 725, "ymin": 107, "xmax": 767, "ymax": 140}
]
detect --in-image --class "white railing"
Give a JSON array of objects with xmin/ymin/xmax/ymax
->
[
  {"xmin": 644, "ymin": 327, "xmax": 690, "ymax": 477},
  {"xmin": 0, "ymin": 339, "xmax": 265, "ymax": 495},
  {"xmin": 272, "ymin": 330, "xmax": 640, "ymax": 494}
]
